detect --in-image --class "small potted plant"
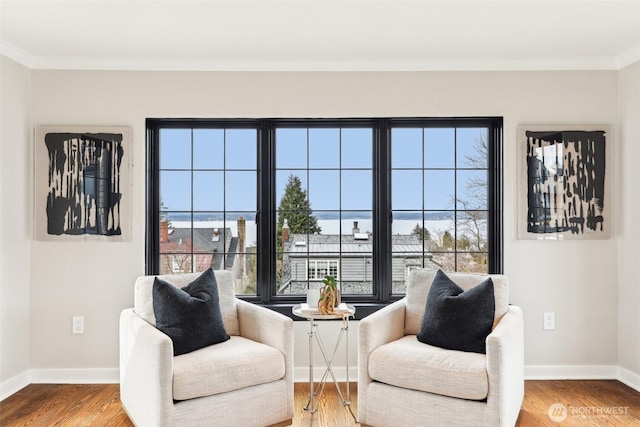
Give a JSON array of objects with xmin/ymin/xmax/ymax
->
[{"xmin": 318, "ymin": 275, "xmax": 341, "ymax": 315}]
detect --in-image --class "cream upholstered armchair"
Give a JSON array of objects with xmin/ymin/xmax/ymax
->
[
  {"xmin": 358, "ymin": 269, "xmax": 524, "ymax": 427},
  {"xmin": 119, "ymin": 270, "xmax": 294, "ymax": 427}
]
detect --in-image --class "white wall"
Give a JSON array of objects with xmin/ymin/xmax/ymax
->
[
  {"xmin": 0, "ymin": 56, "xmax": 32, "ymax": 399},
  {"xmin": 617, "ymin": 61, "xmax": 640, "ymax": 388},
  {"xmin": 22, "ymin": 69, "xmax": 627, "ymax": 382}
]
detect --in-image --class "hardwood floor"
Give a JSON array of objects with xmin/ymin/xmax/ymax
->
[
  {"xmin": 1, "ymin": 381, "xmax": 638, "ymax": 426},
  {"xmin": 0, "ymin": 384, "xmax": 130, "ymax": 427}
]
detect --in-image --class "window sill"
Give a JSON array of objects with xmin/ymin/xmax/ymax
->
[{"xmin": 244, "ymin": 300, "xmax": 402, "ymax": 321}]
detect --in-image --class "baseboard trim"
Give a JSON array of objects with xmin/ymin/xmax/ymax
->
[
  {"xmin": 617, "ymin": 366, "xmax": 640, "ymax": 392},
  {"xmin": 0, "ymin": 370, "xmax": 29, "ymax": 402},
  {"xmin": 29, "ymin": 368, "xmax": 119, "ymax": 384},
  {"xmin": 293, "ymin": 366, "xmax": 357, "ymax": 383},
  {"xmin": 4, "ymin": 365, "xmax": 637, "ymax": 399},
  {"xmin": 525, "ymin": 364, "xmax": 619, "ymax": 380}
]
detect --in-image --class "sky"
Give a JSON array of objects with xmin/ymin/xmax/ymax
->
[{"xmin": 159, "ymin": 126, "xmax": 488, "ymax": 220}]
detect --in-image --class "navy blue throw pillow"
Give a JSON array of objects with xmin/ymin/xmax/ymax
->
[
  {"xmin": 417, "ymin": 270, "xmax": 495, "ymax": 354},
  {"xmin": 153, "ymin": 268, "xmax": 229, "ymax": 356}
]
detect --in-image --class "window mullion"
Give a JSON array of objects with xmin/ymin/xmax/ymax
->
[
  {"xmin": 488, "ymin": 121, "xmax": 503, "ymax": 274},
  {"xmin": 373, "ymin": 120, "xmax": 392, "ymax": 302},
  {"xmin": 190, "ymin": 128, "xmax": 195, "ymax": 273},
  {"xmin": 257, "ymin": 121, "xmax": 274, "ymax": 303},
  {"xmin": 146, "ymin": 121, "xmax": 161, "ymax": 275}
]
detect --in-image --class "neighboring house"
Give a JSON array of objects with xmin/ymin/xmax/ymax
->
[
  {"xmin": 159, "ymin": 225, "xmax": 238, "ymax": 275},
  {"xmin": 279, "ymin": 222, "xmax": 440, "ymax": 294}
]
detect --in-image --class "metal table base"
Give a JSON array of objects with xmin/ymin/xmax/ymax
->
[{"xmin": 293, "ymin": 305, "xmax": 358, "ymax": 422}]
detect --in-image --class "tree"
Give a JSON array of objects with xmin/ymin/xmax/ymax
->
[
  {"xmin": 441, "ymin": 230, "xmax": 454, "ymax": 249},
  {"xmin": 412, "ymin": 223, "xmax": 431, "ymax": 241},
  {"xmin": 457, "ymin": 235, "xmax": 471, "ymax": 250},
  {"xmin": 242, "ymin": 252, "xmax": 257, "ymax": 294},
  {"xmin": 276, "ymin": 175, "xmax": 321, "ymax": 251},
  {"xmin": 457, "ymin": 133, "xmax": 488, "ymax": 253},
  {"xmin": 464, "ymin": 134, "xmax": 489, "ymax": 200},
  {"xmin": 159, "ymin": 238, "xmax": 212, "ymax": 275}
]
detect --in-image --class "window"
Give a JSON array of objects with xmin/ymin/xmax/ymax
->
[
  {"xmin": 276, "ymin": 125, "xmax": 373, "ymax": 295},
  {"xmin": 154, "ymin": 127, "xmax": 258, "ymax": 294},
  {"xmin": 390, "ymin": 125, "xmax": 494, "ymax": 292},
  {"xmin": 147, "ymin": 118, "xmax": 503, "ymax": 317},
  {"xmin": 307, "ymin": 260, "xmax": 339, "ymax": 281}
]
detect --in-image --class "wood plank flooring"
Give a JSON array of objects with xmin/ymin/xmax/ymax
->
[{"xmin": 1, "ymin": 380, "xmax": 638, "ymax": 426}]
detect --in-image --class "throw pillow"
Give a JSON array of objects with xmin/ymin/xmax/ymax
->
[
  {"xmin": 417, "ymin": 269, "xmax": 495, "ymax": 354},
  {"xmin": 153, "ymin": 268, "xmax": 230, "ymax": 356}
]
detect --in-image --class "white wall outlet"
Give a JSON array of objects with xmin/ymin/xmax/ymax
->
[
  {"xmin": 543, "ymin": 312, "xmax": 555, "ymax": 330},
  {"xmin": 72, "ymin": 316, "xmax": 84, "ymax": 334}
]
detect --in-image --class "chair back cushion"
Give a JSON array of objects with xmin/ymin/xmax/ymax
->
[
  {"xmin": 134, "ymin": 270, "xmax": 240, "ymax": 336},
  {"xmin": 405, "ymin": 268, "xmax": 509, "ymax": 336}
]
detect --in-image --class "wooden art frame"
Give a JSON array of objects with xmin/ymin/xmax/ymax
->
[{"xmin": 517, "ymin": 124, "xmax": 611, "ymax": 240}]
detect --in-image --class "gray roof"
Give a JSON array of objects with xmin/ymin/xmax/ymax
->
[
  {"xmin": 284, "ymin": 233, "xmax": 427, "ymax": 256},
  {"xmin": 167, "ymin": 227, "xmax": 238, "ymax": 269}
]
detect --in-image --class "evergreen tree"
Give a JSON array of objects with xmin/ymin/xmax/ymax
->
[
  {"xmin": 457, "ymin": 235, "xmax": 471, "ymax": 250},
  {"xmin": 277, "ymin": 175, "xmax": 321, "ymax": 251},
  {"xmin": 412, "ymin": 223, "xmax": 431, "ymax": 240},
  {"xmin": 442, "ymin": 230, "xmax": 454, "ymax": 249}
]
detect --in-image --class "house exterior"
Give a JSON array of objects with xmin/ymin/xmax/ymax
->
[
  {"xmin": 279, "ymin": 222, "xmax": 441, "ymax": 294},
  {"xmin": 158, "ymin": 217, "xmax": 252, "ymax": 293},
  {"xmin": 159, "ymin": 225, "xmax": 238, "ymax": 275}
]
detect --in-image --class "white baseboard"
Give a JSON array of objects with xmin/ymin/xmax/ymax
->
[
  {"xmin": 294, "ymin": 366, "xmax": 357, "ymax": 383},
  {"xmin": 525, "ymin": 364, "xmax": 619, "ymax": 380},
  {"xmin": 617, "ymin": 366, "xmax": 640, "ymax": 392},
  {"xmin": 3, "ymin": 365, "xmax": 637, "ymax": 400},
  {"xmin": 29, "ymin": 368, "xmax": 119, "ymax": 384},
  {"xmin": 0, "ymin": 370, "xmax": 29, "ymax": 402}
]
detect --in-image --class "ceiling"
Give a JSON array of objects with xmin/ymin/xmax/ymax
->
[{"xmin": 1, "ymin": 0, "xmax": 639, "ymax": 71}]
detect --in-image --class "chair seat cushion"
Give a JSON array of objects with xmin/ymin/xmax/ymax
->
[
  {"xmin": 368, "ymin": 335, "xmax": 488, "ymax": 400},
  {"xmin": 172, "ymin": 336, "xmax": 286, "ymax": 401}
]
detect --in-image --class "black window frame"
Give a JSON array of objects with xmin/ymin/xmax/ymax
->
[{"xmin": 146, "ymin": 117, "xmax": 503, "ymax": 319}]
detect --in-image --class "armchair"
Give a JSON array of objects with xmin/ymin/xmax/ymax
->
[
  {"xmin": 358, "ymin": 269, "xmax": 524, "ymax": 427},
  {"xmin": 119, "ymin": 270, "xmax": 294, "ymax": 427}
]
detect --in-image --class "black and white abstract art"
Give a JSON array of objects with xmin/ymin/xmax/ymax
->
[
  {"xmin": 36, "ymin": 126, "xmax": 131, "ymax": 241},
  {"xmin": 517, "ymin": 125, "xmax": 611, "ymax": 240}
]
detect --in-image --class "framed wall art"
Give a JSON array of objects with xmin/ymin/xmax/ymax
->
[
  {"xmin": 517, "ymin": 124, "xmax": 611, "ymax": 240},
  {"xmin": 35, "ymin": 125, "xmax": 132, "ymax": 241}
]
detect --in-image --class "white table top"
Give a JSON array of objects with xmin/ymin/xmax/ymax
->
[{"xmin": 292, "ymin": 303, "xmax": 356, "ymax": 320}]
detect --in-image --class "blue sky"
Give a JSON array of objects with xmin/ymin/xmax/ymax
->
[{"xmin": 159, "ymin": 126, "xmax": 487, "ymax": 216}]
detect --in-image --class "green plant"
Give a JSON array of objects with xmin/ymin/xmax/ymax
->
[{"xmin": 318, "ymin": 275, "xmax": 340, "ymax": 314}]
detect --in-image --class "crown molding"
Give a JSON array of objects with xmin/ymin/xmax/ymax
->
[
  {"xmin": 0, "ymin": 40, "xmax": 35, "ymax": 68},
  {"xmin": 1, "ymin": 37, "xmax": 637, "ymax": 72},
  {"xmin": 616, "ymin": 47, "xmax": 640, "ymax": 69},
  {"xmin": 4, "ymin": 56, "xmax": 630, "ymax": 72}
]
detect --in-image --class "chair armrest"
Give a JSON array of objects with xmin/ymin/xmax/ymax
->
[
  {"xmin": 486, "ymin": 305, "xmax": 525, "ymax": 427},
  {"xmin": 358, "ymin": 298, "xmax": 407, "ymax": 358},
  {"xmin": 236, "ymin": 299, "xmax": 293, "ymax": 356},
  {"xmin": 358, "ymin": 298, "xmax": 406, "ymax": 421},
  {"xmin": 236, "ymin": 299, "xmax": 295, "ymax": 419},
  {"xmin": 119, "ymin": 308, "xmax": 174, "ymax": 426}
]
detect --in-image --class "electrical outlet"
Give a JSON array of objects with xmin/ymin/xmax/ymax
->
[
  {"xmin": 543, "ymin": 312, "xmax": 555, "ymax": 330},
  {"xmin": 72, "ymin": 316, "xmax": 84, "ymax": 334}
]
